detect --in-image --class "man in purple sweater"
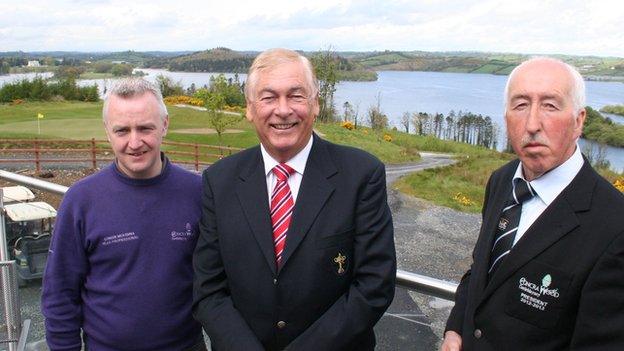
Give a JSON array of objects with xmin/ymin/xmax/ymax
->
[{"xmin": 42, "ymin": 78, "xmax": 205, "ymax": 350}]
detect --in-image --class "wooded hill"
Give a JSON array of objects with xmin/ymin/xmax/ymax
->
[
  {"xmin": 343, "ymin": 50, "xmax": 624, "ymax": 78},
  {"xmin": 3, "ymin": 49, "xmax": 623, "ymax": 81},
  {"xmin": 143, "ymin": 47, "xmax": 377, "ymax": 81}
]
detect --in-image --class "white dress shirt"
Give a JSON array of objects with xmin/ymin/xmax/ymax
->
[
  {"xmin": 512, "ymin": 145, "xmax": 584, "ymax": 246},
  {"xmin": 260, "ymin": 135, "xmax": 313, "ymax": 204}
]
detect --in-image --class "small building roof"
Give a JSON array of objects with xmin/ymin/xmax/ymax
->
[
  {"xmin": 2, "ymin": 186, "xmax": 35, "ymax": 203},
  {"xmin": 4, "ymin": 202, "xmax": 57, "ymax": 221}
]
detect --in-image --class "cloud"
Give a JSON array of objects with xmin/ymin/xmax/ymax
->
[{"xmin": 0, "ymin": 0, "xmax": 622, "ymax": 56}]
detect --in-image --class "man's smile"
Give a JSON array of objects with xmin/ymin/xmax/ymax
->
[{"xmin": 271, "ymin": 122, "xmax": 298, "ymax": 130}]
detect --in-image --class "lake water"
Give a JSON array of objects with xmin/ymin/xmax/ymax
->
[{"xmin": 2, "ymin": 69, "xmax": 623, "ymax": 170}]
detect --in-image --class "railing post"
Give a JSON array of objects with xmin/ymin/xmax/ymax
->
[
  {"xmin": 91, "ymin": 138, "xmax": 97, "ymax": 169},
  {"xmin": 34, "ymin": 139, "xmax": 40, "ymax": 173},
  {"xmin": 1, "ymin": 189, "xmax": 22, "ymax": 351},
  {"xmin": 194, "ymin": 144, "xmax": 199, "ymax": 172}
]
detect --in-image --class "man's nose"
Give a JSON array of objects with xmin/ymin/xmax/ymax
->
[
  {"xmin": 526, "ymin": 104, "xmax": 541, "ymax": 134},
  {"xmin": 275, "ymin": 96, "xmax": 292, "ymax": 117},
  {"xmin": 128, "ymin": 131, "xmax": 143, "ymax": 149}
]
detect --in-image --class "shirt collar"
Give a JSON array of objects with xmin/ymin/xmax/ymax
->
[
  {"xmin": 261, "ymin": 135, "xmax": 314, "ymax": 177},
  {"xmin": 513, "ymin": 145, "xmax": 584, "ymax": 206}
]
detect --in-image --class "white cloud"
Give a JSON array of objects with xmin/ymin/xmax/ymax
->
[{"xmin": 0, "ymin": 0, "xmax": 621, "ymax": 56}]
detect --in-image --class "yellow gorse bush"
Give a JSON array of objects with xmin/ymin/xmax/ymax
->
[
  {"xmin": 454, "ymin": 192, "xmax": 475, "ymax": 206},
  {"xmin": 341, "ymin": 121, "xmax": 355, "ymax": 130},
  {"xmin": 163, "ymin": 95, "xmax": 204, "ymax": 107},
  {"xmin": 614, "ymin": 178, "xmax": 624, "ymax": 192},
  {"xmin": 383, "ymin": 134, "xmax": 393, "ymax": 142}
]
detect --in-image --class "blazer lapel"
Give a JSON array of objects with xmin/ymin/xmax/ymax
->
[
  {"xmin": 480, "ymin": 160, "xmax": 595, "ymax": 302},
  {"xmin": 472, "ymin": 179, "xmax": 513, "ymax": 296},
  {"xmin": 235, "ymin": 148, "xmax": 277, "ymax": 276},
  {"xmin": 280, "ymin": 136, "xmax": 337, "ymax": 270}
]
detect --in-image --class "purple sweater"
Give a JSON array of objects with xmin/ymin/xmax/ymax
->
[{"xmin": 42, "ymin": 160, "xmax": 203, "ymax": 351}]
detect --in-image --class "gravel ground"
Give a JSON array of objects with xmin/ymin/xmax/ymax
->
[{"xmin": 388, "ymin": 187, "xmax": 480, "ymax": 340}]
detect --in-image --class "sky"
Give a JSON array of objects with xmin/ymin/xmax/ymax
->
[{"xmin": 1, "ymin": 0, "xmax": 623, "ymax": 57}]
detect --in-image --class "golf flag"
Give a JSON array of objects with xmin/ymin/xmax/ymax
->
[{"xmin": 37, "ymin": 113, "xmax": 44, "ymax": 119}]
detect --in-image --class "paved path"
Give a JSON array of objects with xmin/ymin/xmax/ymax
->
[{"xmin": 15, "ymin": 152, "xmax": 481, "ymax": 351}]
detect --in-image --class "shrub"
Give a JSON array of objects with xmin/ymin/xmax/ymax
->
[
  {"xmin": 341, "ymin": 121, "xmax": 354, "ymax": 130},
  {"xmin": 164, "ymin": 95, "xmax": 204, "ymax": 107}
]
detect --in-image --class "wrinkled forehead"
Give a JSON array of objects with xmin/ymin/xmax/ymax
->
[
  {"xmin": 256, "ymin": 63, "xmax": 310, "ymax": 91},
  {"xmin": 508, "ymin": 63, "xmax": 573, "ymax": 100}
]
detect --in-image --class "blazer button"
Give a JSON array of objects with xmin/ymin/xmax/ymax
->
[
  {"xmin": 473, "ymin": 329, "xmax": 482, "ymax": 339},
  {"xmin": 273, "ymin": 278, "xmax": 278, "ymax": 285},
  {"xmin": 277, "ymin": 321, "xmax": 286, "ymax": 329}
]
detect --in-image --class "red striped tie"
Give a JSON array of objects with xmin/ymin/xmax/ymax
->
[{"xmin": 270, "ymin": 163, "xmax": 295, "ymax": 268}]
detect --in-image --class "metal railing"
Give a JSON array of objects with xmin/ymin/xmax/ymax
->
[
  {"xmin": 0, "ymin": 169, "xmax": 459, "ymax": 300},
  {"xmin": 0, "ymin": 169, "xmax": 458, "ymax": 348}
]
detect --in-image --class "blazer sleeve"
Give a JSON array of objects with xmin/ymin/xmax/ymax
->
[
  {"xmin": 192, "ymin": 172, "xmax": 264, "ymax": 351},
  {"xmin": 569, "ymin": 230, "xmax": 624, "ymax": 350},
  {"xmin": 445, "ymin": 172, "xmax": 495, "ymax": 334},
  {"xmin": 286, "ymin": 161, "xmax": 396, "ymax": 350}
]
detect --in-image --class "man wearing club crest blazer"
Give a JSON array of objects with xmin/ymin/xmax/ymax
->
[
  {"xmin": 441, "ymin": 58, "xmax": 624, "ymax": 351},
  {"xmin": 192, "ymin": 48, "xmax": 396, "ymax": 351}
]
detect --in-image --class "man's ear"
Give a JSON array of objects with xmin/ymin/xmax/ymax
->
[
  {"xmin": 163, "ymin": 115, "xmax": 169, "ymax": 137},
  {"xmin": 103, "ymin": 120, "xmax": 111, "ymax": 143},
  {"xmin": 312, "ymin": 97, "xmax": 320, "ymax": 120},
  {"xmin": 246, "ymin": 104, "xmax": 254, "ymax": 122},
  {"xmin": 574, "ymin": 108, "xmax": 586, "ymax": 138}
]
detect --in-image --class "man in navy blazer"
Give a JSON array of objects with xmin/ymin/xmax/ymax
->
[
  {"xmin": 193, "ymin": 48, "xmax": 396, "ymax": 351},
  {"xmin": 442, "ymin": 58, "xmax": 624, "ymax": 350}
]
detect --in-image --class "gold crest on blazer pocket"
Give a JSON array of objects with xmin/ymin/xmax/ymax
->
[
  {"xmin": 315, "ymin": 228, "xmax": 354, "ymax": 276},
  {"xmin": 505, "ymin": 260, "xmax": 573, "ymax": 329},
  {"xmin": 322, "ymin": 248, "xmax": 352, "ymax": 276}
]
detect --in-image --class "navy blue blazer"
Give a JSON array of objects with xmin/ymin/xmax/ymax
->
[
  {"xmin": 446, "ymin": 158, "xmax": 624, "ymax": 350},
  {"xmin": 193, "ymin": 135, "xmax": 396, "ymax": 351}
]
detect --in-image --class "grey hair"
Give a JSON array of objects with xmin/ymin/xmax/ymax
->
[
  {"xmin": 504, "ymin": 57, "xmax": 586, "ymax": 115},
  {"xmin": 244, "ymin": 48, "xmax": 319, "ymax": 102},
  {"xmin": 102, "ymin": 77, "xmax": 168, "ymax": 122}
]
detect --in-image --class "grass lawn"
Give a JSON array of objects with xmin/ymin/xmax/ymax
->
[
  {"xmin": 394, "ymin": 152, "xmax": 514, "ymax": 213},
  {"xmin": 0, "ymin": 101, "xmax": 420, "ymax": 164}
]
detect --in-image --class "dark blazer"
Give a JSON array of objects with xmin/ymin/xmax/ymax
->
[
  {"xmin": 193, "ymin": 135, "xmax": 396, "ymax": 351},
  {"xmin": 446, "ymin": 158, "xmax": 624, "ymax": 350}
]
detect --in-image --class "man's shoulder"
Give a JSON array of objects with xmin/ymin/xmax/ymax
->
[
  {"xmin": 583, "ymin": 165, "xmax": 624, "ymax": 209},
  {"xmin": 167, "ymin": 162, "xmax": 202, "ymax": 185},
  {"xmin": 66, "ymin": 165, "xmax": 114, "ymax": 195},
  {"xmin": 484, "ymin": 158, "xmax": 519, "ymax": 189},
  {"xmin": 316, "ymin": 137, "xmax": 383, "ymax": 168},
  {"xmin": 202, "ymin": 145, "xmax": 260, "ymax": 178}
]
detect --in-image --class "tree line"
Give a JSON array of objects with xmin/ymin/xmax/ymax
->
[
  {"xmin": 147, "ymin": 57, "xmax": 253, "ymax": 73},
  {"xmin": 0, "ymin": 76, "xmax": 99, "ymax": 103},
  {"xmin": 404, "ymin": 110, "xmax": 499, "ymax": 149}
]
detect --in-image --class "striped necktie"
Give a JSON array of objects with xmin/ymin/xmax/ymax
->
[
  {"xmin": 488, "ymin": 178, "xmax": 535, "ymax": 279},
  {"xmin": 270, "ymin": 163, "xmax": 295, "ymax": 269}
]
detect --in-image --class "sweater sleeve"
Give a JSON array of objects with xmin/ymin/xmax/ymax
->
[{"xmin": 41, "ymin": 191, "xmax": 88, "ymax": 351}]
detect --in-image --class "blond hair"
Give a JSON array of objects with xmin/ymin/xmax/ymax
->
[{"xmin": 245, "ymin": 48, "xmax": 319, "ymax": 102}]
